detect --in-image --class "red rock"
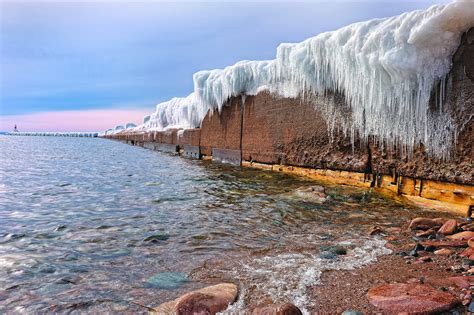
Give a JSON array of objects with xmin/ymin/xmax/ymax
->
[
  {"xmin": 175, "ymin": 292, "xmax": 229, "ymax": 315},
  {"xmin": 252, "ymin": 303, "xmax": 302, "ymax": 315},
  {"xmin": 416, "ymin": 229, "xmax": 436, "ymax": 237},
  {"xmin": 462, "ymin": 224, "xmax": 474, "ymax": 231},
  {"xmin": 367, "ymin": 283, "xmax": 459, "ymax": 314},
  {"xmin": 420, "ymin": 240, "xmax": 468, "ymax": 248},
  {"xmin": 438, "ymin": 219, "xmax": 458, "ymax": 235},
  {"xmin": 369, "ymin": 226, "xmax": 383, "ymax": 236},
  {"xmin": 434, "ymin": 248, "xmax": 454, "ymax": 255},
  {"xmin": 409, "ymin": 218, "xmax": 444, "ymax": 230},
  {"xmin": 417, "ymin": 256, "xmax": 432, "ymax": 263},
  {"xmin": 468, "ymin": 238, "xmax": 474, "ymax": 248},
  {"xmin": 425, "ymin": 276, "xmax": 474, "ymax": 289},
  {"xmin": 448, "ymin": 231, "xmax": 474, "ymax": 240},
  {"xmin": 154, "ymin": 283, "xmax": 238, "ymax": 314},
  {"xmin": 459, "ymin": 247, "xmax": 474, "ymax": 259}
]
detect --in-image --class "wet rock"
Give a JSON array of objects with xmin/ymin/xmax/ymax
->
[
  {"xmin": 460, "ymin": 247, "xmax": 474, "ymax": 259},
  {"xmin": 425, "ymin": 276, "xmax": 474, "ymax": 289},
  {"xmin": 409, "ymin": 243, "xmax": 424, "ymax": 257},
  {"xmin": 409, "ymin": 218, "xmax": 444, "ymax": 230},
  {"xmin": 469, "ymin": 238, "xmax": 474, "ymax": 248},
  {"xmin": 146, "ymin": 272, "xmax": 188, "ymax": 289},
  {"xmin": 154, "ymin": 283, "xmax": 238, "ymax": 314},
  {"xmin": 252, "ymin": 303, "xmax": 302, "ymax": 315},
  {"xmin": 341, "ymin": 311, "xmax": 364, "ymax": 315},
  {"xmin": 320, "ymin": 245, "xmax": 347, "ymax": 259},
  {"xmin": 414, "ymin": 256, "xmax": 432, "ymax": 264},
  {"xmin": 143, "ymin": 234, "xmax": 170, "ymax": 242},
  {"xmin": 175, "ymin": 292, "xmax": 228, "ymax": 315},
  {"xmin": 420, "ymin": 240, "xmax": 468, "ymax": 248},
  {"xmin": 469, "ymin": 300, "xmax": 474, "ymax": 312},
  {"xmin": 462, "ymin": 224, "xmax": 474, "ymax": 232},
  {"xmin": 434, "ymin": 248, "xmax": 455, "ymax": 256},
  {"xmin": 367, "ymin": 283, "xmax": 459, "ymax": 313},
  {"xmin": 416, "ymin": 229, "xmax": 436, "ymax": 238},
  {"xmin": 369, "ymin": 226, "xmax": 383, "ymax": 236},
  {"xmin": 438, "ymin": 219, "xmax": 458, "ymax": 235},
  {"xmin": 448, "ymin": 231, "xmax": 474, "ymax": 240},
  {"xmin": 293, "ymin": 185, "xmax": 329, "ymax": 204}
]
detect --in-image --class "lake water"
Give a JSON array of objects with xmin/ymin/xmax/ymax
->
[{"xmin": 0, "ymin": 136, "xmax": 438, "ymax": 313}]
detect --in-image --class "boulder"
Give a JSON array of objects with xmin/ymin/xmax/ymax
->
[
  {"xmin": 448, "ymin": 231, "xmax": 474, "ymax": 240},
  {"xmin": 153, "ymin": 283, "xmax": 238, "ymax": 314},
  {"xmin": 409, "ymin": 218, "xmax": 444, "ymax": 230},
  {"xmin": 438, "ymin": 219, "xmax": 458, "ymax": 235},
  {"xmin": 368, "ymin": 283, "xmax": 459, "ymax": 314},
  {"xmin": 175, "ymin": 292, "xmax": 228, "ymax": 315},
  {"xmin": 252, "ymin": 303, "xmax": 302, "ymax": 315}
]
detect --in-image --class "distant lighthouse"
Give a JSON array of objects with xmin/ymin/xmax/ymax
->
[{"xmin": 13, "ymin": 125, "xmax": 18, "ymax": 132}]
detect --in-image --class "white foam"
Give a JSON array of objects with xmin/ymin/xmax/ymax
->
[
  {"xmin": 131, "ymin": 0, "xmax": 474, "ymax": 159},
  {"xmin": 222, "ymin": 238, "xmax": 391, "ymax": 314}
]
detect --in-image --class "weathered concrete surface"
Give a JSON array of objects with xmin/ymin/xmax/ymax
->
[
  {"xmin": 156, "ymin": 129, "xmax": 178, "ymax": 145},
  {"xmin": 177, "ymin": 128, "xmax": 201, "ymax": 147},
  {"xmin": 241, "ymin": 92, "xmax": 368, "ymax": 172},
  {"xmin": 200, "ymin": 97, "xmax": 243, "ymax": 157}
]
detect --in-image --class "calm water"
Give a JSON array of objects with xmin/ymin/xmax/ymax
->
[{"xmin": 0, "ymin": 136, "xmax": 440, "ymax": 313}]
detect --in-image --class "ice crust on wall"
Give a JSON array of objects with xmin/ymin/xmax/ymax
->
[{"xmin": 139, "ymin": 0, "xmax": 474, "ymax": 158}]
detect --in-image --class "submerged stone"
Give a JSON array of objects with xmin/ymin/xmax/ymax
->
[
  {"xmin": 143, "ymin": 234, "xmax": 170, "ymax": 242},
  {"xmin": 146, "ymin": 272, "xmax": 188, "ymax": 289}
]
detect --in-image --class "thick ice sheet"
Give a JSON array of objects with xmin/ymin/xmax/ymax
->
[{"xmin": 132, "ymin": 0, "xmax": 474, "ymax": 158}]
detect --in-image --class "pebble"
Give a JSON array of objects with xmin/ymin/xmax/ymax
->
[
  {"xmin": 438, "ymin": 219, "xmax": 458, "ymax": 235},
  {"xmin": 409, "ymin": 217, "xmax": 444, "ymax": 230},
  {"xmin": 434, "ymin": 248, "xmax": 454, "ymax": 255},
  {"xmin": 448, "ymin": 231, "xmax": 474, "ymax": 240},
  {"xmin": 252, "ymin": 303, "xmax": 302, "ymax": 315}
]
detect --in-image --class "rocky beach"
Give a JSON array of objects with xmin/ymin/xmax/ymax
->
[{"xmin": 153, "ymin": 210, "xmax": 474, "ymax": 314}]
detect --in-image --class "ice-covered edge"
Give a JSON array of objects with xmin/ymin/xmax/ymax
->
[{"xmin": 121, "ymin": 0, "xmax": 474, "ymax": 158}]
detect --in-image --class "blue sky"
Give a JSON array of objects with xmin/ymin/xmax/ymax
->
[{"xmin": 0, "ymin": 0, "xmax": 449, "ymax": 123}]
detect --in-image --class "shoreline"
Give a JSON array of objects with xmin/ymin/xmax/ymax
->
[
  {"xmin": 106, "ymin": 139, "xmax": 474, "ymax": 313},
  {"xmin": 105, "ymin": 136, "xmax": 474, "ymax": 217},
  {"xmin": 160, "ymin": 214, "xmax": 474, "ymax": 313}
]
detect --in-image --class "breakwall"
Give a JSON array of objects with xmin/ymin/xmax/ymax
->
[{"xmin": 105, "ymin": 29, "xmax": 474, "ymax": 215}]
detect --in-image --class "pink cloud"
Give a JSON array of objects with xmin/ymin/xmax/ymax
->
[{"xmin": 0, "ymin": 109, "xmax": 151, "ymax": 132}]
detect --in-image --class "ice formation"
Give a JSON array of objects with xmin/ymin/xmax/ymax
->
[{"xmin": 133, "ymin": 0, "xmax": 474, "ymax": 158}]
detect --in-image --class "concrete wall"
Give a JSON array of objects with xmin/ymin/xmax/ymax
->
[{"xmin": 106, "ymin": 29, "xmax": 473, "ymax": 212}]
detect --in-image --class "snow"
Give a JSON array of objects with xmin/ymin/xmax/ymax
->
[{"xmin": 124, "ymin": 0, "xmax": 474, "ymax": 158}]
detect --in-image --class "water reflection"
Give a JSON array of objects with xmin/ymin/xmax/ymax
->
[{"xmin": 0, "ymin": 136, "xmax": 442, "ymax": 312}]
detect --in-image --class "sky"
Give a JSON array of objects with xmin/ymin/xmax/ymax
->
[{"xmin": 0, "ymin": 0, "xmax": 450, "ymax": 132}]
